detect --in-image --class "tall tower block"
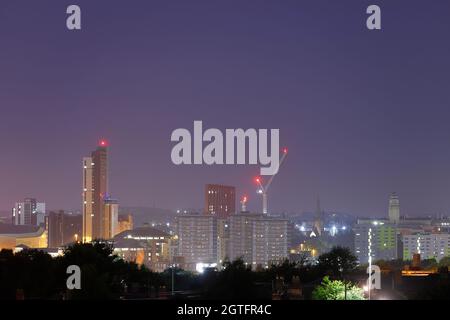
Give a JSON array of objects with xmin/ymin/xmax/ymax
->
[
  {"xmin": 388, "ymin": 192, "xmax": 400, "ymax": 224},
  {"xmin": 83, "ymin": 140, "xmax": 109, "ymax": 242}
]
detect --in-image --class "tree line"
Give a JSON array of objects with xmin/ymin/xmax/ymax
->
[{"xmin": 1, "ymin": 242, "xmax": 448, "ymax": 300}]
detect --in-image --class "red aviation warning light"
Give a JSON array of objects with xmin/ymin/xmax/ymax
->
[
  {"xmin": 240, "ymin": 195, "xmax": 248, "ymax": 212},
  {"xmin": 282, "ymin": 147, "xmax": 288, "ymax": 154},
  {"xmin": 99, "ymin": 139, "xmax": 108, "ymax": 147}
]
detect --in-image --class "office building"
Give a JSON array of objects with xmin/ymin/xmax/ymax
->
[
  {"xmin": 204, "ymin": 184, "xmax": 235, "ymax": 218},
  {"xmin": 12, "ymin": 198, "xmax": 45, "ymax": 226},
  {"xmin": 402, "ymin": 232, "xmax": 450, "ymax": 261},
  {"xmin": 354, "ymin": 219, "xmax": 398, "ymax": 264}
]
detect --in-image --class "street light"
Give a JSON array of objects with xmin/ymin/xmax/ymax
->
[{"xmin": 368, "ymin": 228, "xmax": 372, "ymax": 300}]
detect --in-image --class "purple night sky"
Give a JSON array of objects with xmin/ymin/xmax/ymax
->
[{"xmin": 1, "ymin": 1, "xmax": 450, "ymax": 217}]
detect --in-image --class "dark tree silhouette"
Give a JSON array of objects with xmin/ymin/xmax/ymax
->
[
  {"xmin": 202, "ymin": 258, "xmax": 270, "ymax": 300},
  {"xmin": 317, "ymin": 246, "xmax": 357, "ymax": 277}
]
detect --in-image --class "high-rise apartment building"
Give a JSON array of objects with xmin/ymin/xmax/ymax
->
[
  {"xmin": 82, "ymin": 141, "xmax": 111, "ymax": 242},
  {"xmin": 217, "ymin": 218, "xmax": 230, "ymax": 264},
  {"xmin": 176, "ymin": 214, "xmax": 218, "ymax": 271},
  {"xmin": 204, "ymin": 184, "xmax": 236, "ymax": 218},
  {"xmin": 12, "ymin": 198, "xmax": 45, "ymax": 226},
  {"xmin": 229, "ymin": 212, "xmax": 256, "ymax": 264},
  {"xmin": 229, "ymin": 213, "xmax": 289, "ymax": 269}
]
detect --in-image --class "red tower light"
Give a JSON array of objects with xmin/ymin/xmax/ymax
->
[{"xmin": 99, "ymin": 139, "xmax": 108, "ymax": 147}]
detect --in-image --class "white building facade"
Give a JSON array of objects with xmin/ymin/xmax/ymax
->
[
  {"xmin": 229, "ymin": 213, "xmax": 289, "ymax": 269},
  {"xmin": 402, "ymin": 233, "xmax": 450, "ymax": 261},
  {"xmin": 12, "ymin": 198, "xmax": 45, "ymax": 226}
]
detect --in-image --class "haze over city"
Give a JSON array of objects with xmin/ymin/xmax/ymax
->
[{"xmin": 1, "ymin": 0, "xmax": 450, "ymax": 217}]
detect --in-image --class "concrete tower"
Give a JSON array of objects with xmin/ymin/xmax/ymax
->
[{"xmin": 388, "ymin": 192, "xmax": 400, "ymax": 224}]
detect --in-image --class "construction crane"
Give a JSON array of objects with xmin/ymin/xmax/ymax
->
[{"xmin": 255, "ymin": 147, "xmax": 288, "ymax": 214}]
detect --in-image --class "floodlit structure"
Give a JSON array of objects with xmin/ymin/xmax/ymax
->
[
  {"xmin": 82, "ymin": 140, "xmax": 117, "ymax": 241},
  {"xmin": 0, "ymin": 224, "xmax": 48, "ymax": 250}
]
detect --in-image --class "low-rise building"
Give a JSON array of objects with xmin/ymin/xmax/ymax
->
[
  {"xmin": 113, "ymin": 226, "xmax": 171, "ymax": 272},
  {"xmin": 0, "ymin": 224, "xmax": 48, "ymax": 250}
]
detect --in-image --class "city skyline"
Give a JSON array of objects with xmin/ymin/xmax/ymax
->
[{"xmin": 2, "ymin": 1, "xmax": 450, "ymax": 217}]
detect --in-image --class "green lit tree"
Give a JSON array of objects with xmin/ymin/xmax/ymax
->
[{"xmin": 312, "ymin": 276, "xmax": 365, "ymax": 300}]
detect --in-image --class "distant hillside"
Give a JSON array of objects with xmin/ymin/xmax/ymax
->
[
  {"xmin": 0, "ymin": 211, "xmax": 10, "ymax": 224},
  {"xmin": 0, "ymin": 207, "xmax": 179, "ymax": 228},
  {"xmin": 290, "ymin": 211, "xmax": 358, "ymax": 225},
  {"xmin": 119, "ymin": 207, "xmax": 177, "ymax": 227}
]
